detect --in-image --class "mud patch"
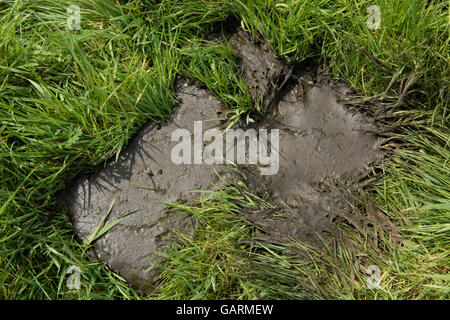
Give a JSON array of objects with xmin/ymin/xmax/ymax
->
[
  {"xmin": 58, "ymin": 81, "xmax": 251, "ymax": 293},
  {"xmin": 229, "ymin": 28, "xmax": 292, "ymax": 114},
  {"xmin": 244, "ymin": 76, "xmax": 383, "ymax": 243},
  {"xmin": 227, "ymin": 28, "xmax": 383, "ymax": 244},
  {"xmin": 58, "ymin": 28, "xmax": 384, "ymax": 293}
]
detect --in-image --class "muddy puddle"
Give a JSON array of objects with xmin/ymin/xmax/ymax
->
[{"xmin": 58, "ymin": 28, "xmax": 383, "ymax": 293}]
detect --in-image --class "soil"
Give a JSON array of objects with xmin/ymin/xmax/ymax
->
[
  {"xmin": 228, "ymin": 28, "xmax": 292, "ymax": 114},
  {"xmin": 58, "ymin": 81, "xmax": 253, "ymax": 293},
  {"xmin": 58, "ymin": 28, "xmax": 384, "ymax": 293},
  {"xmin": 248, "ymin": 76, "xmax": 383, "ymax": 242}
]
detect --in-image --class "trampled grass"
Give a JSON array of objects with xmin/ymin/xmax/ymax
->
[{"xmin": 0, "ymin": 0, "xmax": 448, "ymax": 299}]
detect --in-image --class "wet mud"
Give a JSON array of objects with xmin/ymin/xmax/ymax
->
[
  {"xmin": 58, "ymin": 28, "xmax": 384, "ymax": 293},
  {"xmin": 58, "ymin": 81, "xmax": 252, "ymax": 293},
  {"xmin": 229, "ymin": 28, "xmax": 292, "ymax": 114}
]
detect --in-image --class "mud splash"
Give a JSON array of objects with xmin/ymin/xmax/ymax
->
[{"xmin": 59, "ymin": 28, "xmax": 384, "ymax": 293}]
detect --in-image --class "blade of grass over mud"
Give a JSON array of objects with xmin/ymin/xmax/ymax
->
[
  {"xmin": 83, "ymin": 199, "xmax": 139, "ymax": 247},
  {"xmin": 130, "ymin": 183, "xmax": 162, "ymax": 191},
  {"xmin": 83, "ymin": 198, "xmax": 116, "ymax": 246}
]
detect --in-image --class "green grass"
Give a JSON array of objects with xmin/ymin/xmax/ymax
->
[{"xmin": 0, "ymin": 0, "xmax": 448, "ymax": 299}]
